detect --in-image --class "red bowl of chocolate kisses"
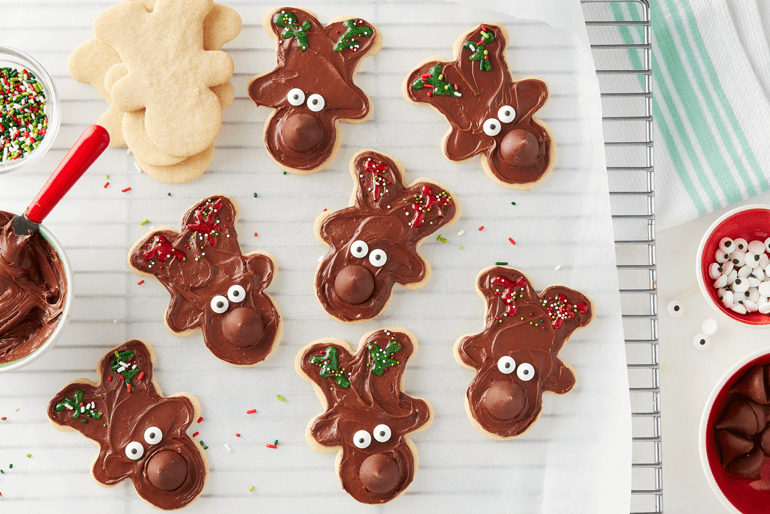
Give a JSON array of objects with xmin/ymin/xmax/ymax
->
[
  {"xmin": 696, "ymin": 205, "xmax": 770, "ymax": 327},
  {"xmin": 700, "ymin": 348, "xmax": 770, "ymax": 513}
]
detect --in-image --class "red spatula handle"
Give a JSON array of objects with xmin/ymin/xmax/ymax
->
[{"xmin": 25, "ymin": 125, "xmax": 110, "ymax": 224}]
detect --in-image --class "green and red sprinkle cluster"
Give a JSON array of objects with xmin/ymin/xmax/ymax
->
[
  {"xmin": 411, "ymin": 64, "xmax": 461, "ymax": 98},
  {"xmin": 0, "ymin": 67, "xmax": 48, "ymax": 163},
  {"xmin": 333, "ymin": 19, "xmax": 373, "ymax": 52},
  {"xmin": 311, "ymin": 346, "xmax": 350, "ymax": 388},
  {"xmin": 366, "ymin": 334, "xmax": 402, "ymax": 375},
  {"xmin": 274, "ymin": 11, "xmax": 311, "ymax": 51},
  {"xmin": 54, "ymin": 390, "xmax": 102, "ymax": 423},
  {"xmin": 111, "ymin": 350, "xmax": 141, "ymax": 392},
  {"xmin": 542, "ymin": 294, "xmax": 589, "ymax": 329},
  {"xmin": 464, "ymin": 25, "xmax": 495, "ymax": 71}
]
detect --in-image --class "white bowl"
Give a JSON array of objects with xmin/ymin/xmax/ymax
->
[{"xmin": 0, "ymin": 223, "xmax": 72, "ymax": 372}]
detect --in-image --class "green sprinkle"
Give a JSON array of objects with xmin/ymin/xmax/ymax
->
[
  {"xmin": 140, "ymin": 219, "xmax": 148, "ymax": 226},
  {"xmin": 283, "ymin": 171, "xmax": 287, "ymax": 175},
  {"xmin": 8, "ymin": 464, "xmax": 12, "ymax": 469},
  {"xmin": 203, "ymin": 446, "xmax": 208, "ymax": 450},
  {"xmin": 274, "ymin": 439, "xmax": 278, "ymax": 446},
  {"xmin": 249, "ymin": 486, "xmax": 255, "ymax": 492},
  {"xmin": 199, "ymin": 440, "xmax": 205, "ymax": 446},
  {"xmin": 1, "ymin": 469, "xmax": 4, "ymax": 473},
  {"xmin": 167, "ymin": 192, "xmax": 171, "ymax": 196},
  {"xmin": 105, "ymin": 174, "xmax": 109, "ymax": 180},
  {"xmin": 495, "ymin": 262, "xmax": 508, "ymax": 265},
  {"xmin": 25, "ymin": 454, "xmax": 30, "ymax": 458},
  {"xmin": 276, "ymin": 395, "xmax": 286, "ymax": 402},
  {"xmin": 253, "ymin": 192, "xmax": 258, "ymax": 198},
  {"xmin": 459, "ymin": 245, "xmax": 463, "ymax": 249},
  {"xmin": 511, "ymin": 201, "xmax": 516, "ymax": 206},
  {"xmin": 437, "ymin": 234, "xmax": 448, "ymax": 243}
]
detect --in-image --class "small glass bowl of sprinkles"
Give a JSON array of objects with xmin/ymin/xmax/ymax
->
[{"xmin": 0, "ymin": 46, "xmax": 60, "ymax": 175}]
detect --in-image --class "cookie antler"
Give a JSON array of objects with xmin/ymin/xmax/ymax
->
[
  {"xmin": 298, "ymin": 329, "xmax": 431, "ymax": 504},
  {"xmin": 406, "ymin": 24, "xmax": 554, "ymax": 188}
]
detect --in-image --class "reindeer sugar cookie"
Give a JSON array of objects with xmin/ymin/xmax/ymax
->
[
  {"xmin": 128, "ymin": 196, "xmax": 282, "ymax": 366},
  {"xmin": 248, "ymin": 7, "xmax": 382, "ymax": 174},
  {"xmin": 297, "ymin": 328, "xmax": 432, "ymax": 504},
  {"xmin": 454, "ymin": 266, "xmax": 593, "ymax": 439},
  {"xmin": 315, "ymin": 150, "xmax": 460, "ymax": 323},
  {"xmin": 405, "ymin": 24, "xmax": 556, "ymax": 190},
  {"xmin": 48, "ymin": 340, "xmax": 208, "ymax": 510}
]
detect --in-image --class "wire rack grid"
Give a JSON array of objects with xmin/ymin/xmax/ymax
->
[{"xmin": 582, "ymin": 1, "xmax": 660, "ymax": 513}]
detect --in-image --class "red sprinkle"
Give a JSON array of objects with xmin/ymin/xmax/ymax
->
[
  {"xmin": 323, "ymin": 208, "xmax": 327, "ymax": 212},
  {"xmin": 266, "ymin": 444, "xmax": 277, "ymax": 449},
  {"xmin": 121, "ymin": 187, "xmax": 131, "ymax": 193},
  {"xmin": 508, "ymin": 237, "xmax": 516, "ymax": 245},
  {"xmin": 197, "ymin": 417, "xmax": 203, "ymax": 424},
  {"xmin": 138, "ymin": 371, "xmax": 144, "ymax": 381},
  {"xmin": 236, "ymin": 433, "xmax": 241, "ymax": 437},
  {"xmin": 137, "ymin": 280, "xmax": 145, "ymax": 285},
  {"xmin": 103, "ymin": 182, "xmax": 109, "ymax": 189},
  {"xmin": 127, "ymin": 384, "xmax": 132, "ymax": 393},
  {"xmin": 192, "ymin": 431, "xmax": 199, "ymax": 438},
  {"xmin": 253, "ymin": 232, "xmax": 258, "ymax": 237},
  {"xmin": 478, "ymin": 226, "xmax": 485, "ymax": 231},
  {"xmin": 108, "ymin": 376, "xmax": 113, "ymax": 382},
  {"xmin": 246, "ymin": 409, "xmax": 257, "ymax": 415},
  {"xmin": 0, "ymin": 417, "xmax": 6, "ymax": 421}
]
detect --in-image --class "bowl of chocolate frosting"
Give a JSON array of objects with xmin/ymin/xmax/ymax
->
[{"xmin": 0, "ymin": 209, "xmax": 71, "ymax": 372}]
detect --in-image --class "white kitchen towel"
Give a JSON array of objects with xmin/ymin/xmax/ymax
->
[{"xmin": 611, "ymin": 0, "xmax": 770, "ymax": 231}]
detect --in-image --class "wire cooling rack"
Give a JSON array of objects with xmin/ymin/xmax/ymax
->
[{"xmin": 582, "ymin": 2, "xmax": 660, "ymax": 513}]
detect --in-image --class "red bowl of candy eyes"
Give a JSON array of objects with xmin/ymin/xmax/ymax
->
[
  {"xmin": 700, "ymin": 348, "xmax": 770, "ymax": 514},
  {"xmin": 696, "ymin": 205, "xmax": 770, "ymax": 327}
]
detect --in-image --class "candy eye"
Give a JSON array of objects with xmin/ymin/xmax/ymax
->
[
  {"xmin": 693, "ymin": 333, "xmax": 710, "ymax": 350},
  {"xmin": 497, "ymin": 356, "xmax": 516, "ymax": 374},
  {"xmin": 350, "ymin": 240, "xmax": 368, "ymax": 259},
  {"xmin": 228, "ymin": 285, "xmax": 246, "ymax": 303},
  {"xmin": 497, "ymin": 105, "xmax": 516, "ymax": 123},
  {"xmin": 144, "ymin": 426, "xmax": 162, "ymax": 445},
  {"xmin": 211, "ymin": 295, "xmax": 229, "ymax": 314},
  {"xmin": 287, "ymin": 88, "xmax": 305, "ymax": 106},
  {"xmin": 307, "ymin": 93, "xmax": 325, "ymax": 112},
  {"xmin": 373, "ymin": 424, "xmax": 391, "ymax": 443},
  {"xmin": 483, "ymin": 118, "xmax": 501, "ymax": 136},
  {"xmin": 369, "ymin": 249, "xmax": 387, "ymax": 267},
  {"xmin": 517, "ymin": 363, "xmax": 535, "ymax": 382},
  {"xmin": 666, "ymin": 300, "xmax": 683, "ymax": 318},
  {"xmin": 353, "ymin": 429, "xmax": 371, "ymax": 449},
  {"xmin": 125, "ymin": 441, "xmax": 144, "ymax": 460}
]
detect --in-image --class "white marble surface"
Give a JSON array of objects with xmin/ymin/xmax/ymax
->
[{"xmin": 659, "ymin": 191, "xmax": 770, "ymax": 512}]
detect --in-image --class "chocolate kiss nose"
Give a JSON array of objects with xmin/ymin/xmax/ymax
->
[
  {"xmin": 146, "ymin": 450, "xmax": 188, "ymax": 491},
  {"xmin": 499, "ymin": 128, "xmax": 540, "ymax": 167},
  {"xmin": 223, "ymin": 307, "xmax": 264, "ymax": 348},
  {"xmin": 281, "ymin": 113, "xmax": 323, "ymax": 153},
  {"xmin": 359, "ymin": 453, "xmax": 400, "ymax": 494},
  {"xmin": 334, "ymin": 265, "xmax": 374, "ymax": 304},
  {"xmin": 482, "ymin": 381, "xmax": 526, "ymax": 420}
]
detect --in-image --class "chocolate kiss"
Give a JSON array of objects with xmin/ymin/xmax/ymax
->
[
  {"xmin": 717, "ymin": 400, "xmax": 764, "ymax": 436},
  {"xmin": 717, "ymin": 429, "xmax": 755, "ymax": 467},
  {"xmin": 726, "ymin": 446, "xmax": 765, "ymax": 479},
  {"xmin": 731, "ymin": 365, "xmax": 769, "ymax": 404},
  {"xmin": 761, "ymin": 425, "xmax": 770, "ymax": 455}
]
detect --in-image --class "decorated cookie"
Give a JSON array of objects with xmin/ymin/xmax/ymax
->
[
  {"xmin": 47, "ymin": 340, "xmax": 207, "ymax": 510},
  {"xmin": 314, "ymin": 150, "xmax": 460, "ymax": 322},
  {"xmin": 454, "ymin": 266, "xmax": 593, "ymax": 439},
  {"xmin": 94, "ymin": 0, "xmax": 233, "ymax": 157},
  {"xmin": 248, "ymin": 7, "xmax": 381, "ymax": 174},
  {"xmin": 714, "ymin": 365, "xmax": 770, "ymax": 479},
  {"xmin": 296, "ymin": 328, "xmax": 431, "ymax": 504},
  {"xmin": 128, "ymin": 196, "xmax": 282, "ymax": 366},
  {"xmin": 405, "ymin": 24, "xmax": 555, "ymax": 189}
]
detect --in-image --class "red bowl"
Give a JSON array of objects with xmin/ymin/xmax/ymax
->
[
  {"xmin": 701, "ymin": 348, "xmax": 770, "ymax": 513},
  {"xmin": 696, "ymin": 205, "xmax": 770, "ymax": 326}
]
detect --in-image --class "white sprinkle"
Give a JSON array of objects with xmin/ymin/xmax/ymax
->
[
  {"xmin": 554, "ymin": 265, "xmax": 561, "ymax": 271},
  {"xmin": 454, "ymin": 92, "xmax": 462, "ymax": 97},
  {"xmin": 112, "ymin": 320, "xmax": 118, "ymax": 324},
  {"xmin": 224, "ymin": 444, "xmax": 232, "ymax": 452},
  {"xmin": 65, "ymin": 404, "xmax": 73, "ymax": 410},
  {"xmin": 126, "ymin": 148, "xmax": 132, "ymax": 155},
  {"xmin": 80, "ymin": 406, "xmax": 85, "ymax": 413},
  {"xmin": 457, "ymin": 230, "xmax": 465, "ymax": 236},
  {"xmin": 132, "ymin": 364, "xmax": 137, "ymax": 370},
  {"xmin": 318, "ymin": 254, "xmax": 324, "ymax": 262},
  {"xmin": 134, "ymin": 162, "xmax": 143, "ymax": 173}
]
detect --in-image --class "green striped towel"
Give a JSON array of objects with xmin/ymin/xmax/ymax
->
[{"xmin": 612, "ymin": 0, "xmax": 770, "ymax": 230}]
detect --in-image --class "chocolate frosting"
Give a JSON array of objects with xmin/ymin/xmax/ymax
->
[
  {"xmin": 715, "ymin": 364, "xmax": 770, "ymax": 478},
  {"xmin": 456, "ymin": 267, "xmax": 593, "ymax": 438},
  {"xmin": 47, "ymin": 340, "xmax": 206, "ymax": 510},
  {"xmin": 316, "ymin": 151, "xmax": 458, "ymax": 322},
  {"xmin": 406, "ymin": 24, "xmax": 553, "ymax": 187},
  {"xmin": 128, "ymin": 196, "xmax": 281, "ymax": 365},
  {"xmin": 299, "ymin": 329, "xmax": 431, "ymax": 504},
  {"xmin": 248, "ymin": 8, "xmax": 379, "ymax": 171},
  {"xmin": 0, "ymin": 211, "xmax": 66, "ymax": 364}
]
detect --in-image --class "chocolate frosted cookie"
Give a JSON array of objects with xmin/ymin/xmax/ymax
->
[
  {"xmin": 128, "ymin": 196, "xmax": 282, "ymax": 366},
  {"xmin": 454, "ymin": 266, "xmax": 594, "ymax": 439},
  {"xmin": 47, "ymin": 340, "xmax": 207, "ymax": 510},
  {"xmin": 314, "ymin": 150, "xmax": 460, "ymax": 323},
  {"xmin": 0, "ymin": 210, "xmax": 67, "ymax": 365},
  {"xmin": 296, "ymin": 328, "xmax": 432, "ymax": 504},
  {"xmin": 248, "ymin": 7, "xmax": 381, "ymax": 174},
  {"xmin": 405, "ymin": 24, "xmax": 556, "ymax": 190}
]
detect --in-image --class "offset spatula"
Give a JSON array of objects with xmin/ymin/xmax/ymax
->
[{"xmin": 12, "ymin": 125, "xmax": 110, "ymax": 236}]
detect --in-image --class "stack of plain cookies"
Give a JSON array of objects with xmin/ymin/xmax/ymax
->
[{"xmin": 68, "ymin": 0, "xmax": 241, "ymax": 183}]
